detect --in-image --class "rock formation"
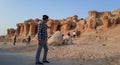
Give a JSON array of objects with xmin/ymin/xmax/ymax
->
[
  {"xmin": 47, "ymin": 31, "xmax": 63, "ymax": 46},
  {"xmin": 6, "ymin": 28, "xmax": 16, "ymax": 39},
  {"xmin": 15, "ymin": 23, "xmax": 21, "ymax": 36},
  {"xmin": 28, "ymin": 21, "xmax": 37, "ymax": 37},
  {"xmin": 72, "ymin": 15, "xmax": 78, "ymax": 22},
  {"xmin": 86, "ymin": 16, "xmax": 97, "ymax": 32},
  {"xmin": 60, "ymin": 20, "xmax": 72, "ymax": 32},
  {"xmin": 5, "ymin": 19, "xmax": 41, "ymax": 40},
  {"xmin": 5, "ymin": 8, "xmax": 120, "ymax": 43},
  {"xmin": 101, "ymin": 16, "xmax": 110, "ymax": 30},
  {"xmin": 110, "ymin": 16, "xmax": 120, "ymax": 27},
  {"xmin": 88, "ymin": 11, "xmax": 111, "ymax": 18},
  {"xmin": 63, "ymin": 35, "xmax": 73, "ymax": 45},
  {"xmin": 75, "ymin": 18, "xmax": 86, "ymax": 32},
  {"xmin": 112, "ymin": 8, "xmax": 120, "ymax": 15}
]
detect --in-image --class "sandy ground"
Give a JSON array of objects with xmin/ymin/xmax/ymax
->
[
  {"xmin": 0, "ymin": 24, "xmax": 120, "ymax": 65},
  {"xmin": 0, "ymin": 39, "xmax": 120, "ymax": 65},
  {"xmin": 0, "ymin": 43, "xmax": 68, "ymax": 65}
]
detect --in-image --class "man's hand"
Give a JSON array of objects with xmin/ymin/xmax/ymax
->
[{"xmin": 38, "ymin": 40, "xmax": 42, "ymax": 45}]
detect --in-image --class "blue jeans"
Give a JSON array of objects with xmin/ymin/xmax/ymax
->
[{"xmin": 35, "ymin": 40, "xmax": 48, "ymax": 63}]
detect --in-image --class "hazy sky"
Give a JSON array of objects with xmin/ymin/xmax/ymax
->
[{"xmin": 0, "ymin": 0, "xmax": 119, "ymax": 35}]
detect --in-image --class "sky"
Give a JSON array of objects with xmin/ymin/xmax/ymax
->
[{"xmin": 0, "ymin": 0, "xmax": 120, "ymax": 35}]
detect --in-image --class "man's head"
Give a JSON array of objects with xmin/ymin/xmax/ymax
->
[{"xmin": 42, "ymin": 15, "xmax": 49, "ymax": 23}]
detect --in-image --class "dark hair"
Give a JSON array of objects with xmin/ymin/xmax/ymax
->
[
  {"xmin": 42, "ymin": 15, "xmax": 49, "ymax": 20},
  {"xmin": 81, "ymin": 18, "xmax": 84, "ymax": 20}
]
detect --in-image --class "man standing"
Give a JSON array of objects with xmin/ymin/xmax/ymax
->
[
  {"xmin": 27, "ymin": 35, "xmax": 31, "ymax": 46},
  {"xmin": 13, "ymin": 35, "xmax": 16, "ymax": 45},
  {"xmin": 35, "ymin": 15, "xmax": 49, "ymax": 65},
  {"xmin": 72, "ymin": 31, "xmax": 76, "ymax": 38}
]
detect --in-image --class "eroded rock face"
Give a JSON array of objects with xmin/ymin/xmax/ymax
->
[
  {"xmin": 72, "ymin": 15, "xmax": 78, "ymax": 22},
  {"xmin": 75, "ymin": 19, "xmax": 86, "ymax": 32},
  {"xmin": 88, "ymin": 11, "xmax": 97, "ymax": 18},
  {"xmin": 5, "ymin": 8, "xmax": 120, "ymax": 41},
  {"xmin": 61, "ymin": 21, "xmax": 72, "ymax": 33},
  {"xmin": 15, "ymin": 23, "xmax": 21, "ymax": 36},
  {"xmin": 60, "ymin": 16, "xmax": 77, "ymax": 33},
  {"xmin": 19, "ymin": 23, "xmax": 24, "ymax": 36},
  {"xmin": 101, "ymin": 16, "xmax": 110, "ymax": 30},
  {"xmin": 47, "ymin": 19, "xmax": 61, "ymax": 37},
  {"xmin": 47, "ymin": 19, "xmax": 54, "ymax": 36},
  {"xmin": 23, "ymin": 22, "xmax": 30, "ymax": 37},
  {"xmin": 112, "ymin": 8, "xmax": 120, "ymax": 15},
  {"xmin": 6, "ymin": 19, "xmax": 39, "ymax": 40},
  {"xmin": 29, "ymin": 21, "xmax": 37, "ymax": 36},
  {"xmin": 86, "ymin": 16, "xmax": 97, "ymax": 32},
  {"xmin": 88, "ymin": 11, "xmax": 111, "ymax": 18},
  {"xmin": 6, "ymin": 28, "xmax": 16, "ymax": 39},
  {"xmin": 110, "ymin": 16, "xmax": 120, "ymax": 27}
]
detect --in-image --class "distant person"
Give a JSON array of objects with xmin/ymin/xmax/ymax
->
[
  {"xmin": 67, "ymin": 32, "xmax": 71, "ymax": 37},
  {"xmin": 72, "ymin": 31, "xmax": 76, "ymax": 38},
  {"xmin": 13, "ymin": 35, "xmax": 16, "ymax": 45},
  {"xmin": 35, "ymin": 15, "xmax": 50, "ymax": 65},
  {"xmin": 62, "ymin": 34, "xmax": 64, "ymax": 37},
  {"xmin": 27, "ymin": 35, "xmax": 31, "ymax": 46},
  {"xmin": 76, "ymin": 30, "xmax": 81, "ymax": 37}
]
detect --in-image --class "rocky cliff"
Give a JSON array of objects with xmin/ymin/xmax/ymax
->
[{"xmin": 5, "ymin": 8, "xmax": 120, "ymax": 41}]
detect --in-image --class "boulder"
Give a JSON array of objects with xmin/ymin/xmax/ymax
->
[
  {"xmin": 47, "ymin": 31, "xmax": 63, "ymax": 46},
  {"xmin": 63, "ymin": 35, "xmax": 73, "ymax": 45}
]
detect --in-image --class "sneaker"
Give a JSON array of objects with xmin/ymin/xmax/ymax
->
[
  {"xmin": 36, "ymin": 62, "xmax": 44, "ymax": 65},
  {"xmin": 43, "ymin": 60, "xmax": 50, "ymax": 63}
]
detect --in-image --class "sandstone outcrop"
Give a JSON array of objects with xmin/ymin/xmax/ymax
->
[
  {"xmin": 6, "ymin": 28, "xmax": 16, "ymax": 39},
  {"xmin": 86, "ymin": 16, "xmax": 97, "ymax": 32},
  {"xmin": 5, "ymin": 8, "xmax": 120, "ymax": 42},
  {"xmin": 75, "ymin": 18, "xmax": 86, "ymax": 32},
  {"xmin": 88, "ymin": 11, "xmax": 111, "ymax": 18},
  {"xmin": 112, "ymin": 8, "xmax": 120, "ymax": 15},
  {"xmin": 101, "ymin": 16, "xmax": 110, "ymax": 30},
  {"xmin": 6, "ymin": 19, "xmax": 41, "ymax": 40}
]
